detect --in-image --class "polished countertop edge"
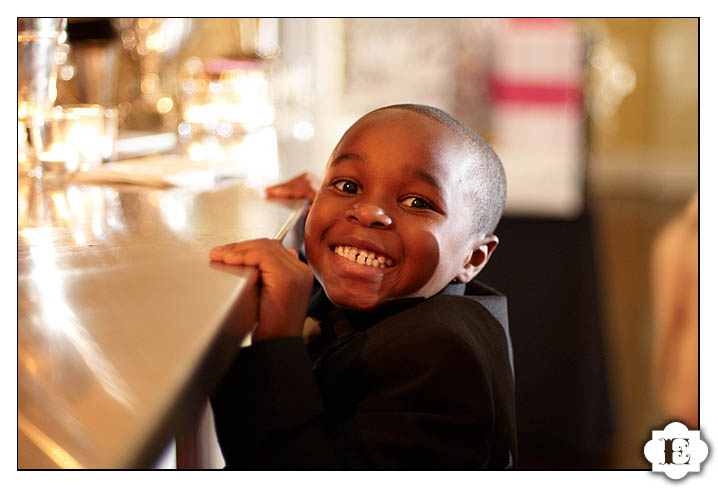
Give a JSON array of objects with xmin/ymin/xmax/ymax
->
[
  {"xmin": 17, "ymin": 178, "xmax": 309, "ymax": 469},
  {"xmin": 122, "ymin": 203, "xmax": 307, "ymax": 468}
]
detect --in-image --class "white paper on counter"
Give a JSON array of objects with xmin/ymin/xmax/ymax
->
[
  {"xmin": 115, "ymin": 131, "xmax": 178, "ymax": 160},
  {"xmin": 72, "ymin": 155, "xmax": 223, "ymax": 188},
  {"xmin": 73, "ymin": 155, "xmax": 250, "ymax": 187}
]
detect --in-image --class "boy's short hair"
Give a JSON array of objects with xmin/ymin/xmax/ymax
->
[{"xmin": 370, "ymin": 104, "xmax": 506, "ymax": 236}]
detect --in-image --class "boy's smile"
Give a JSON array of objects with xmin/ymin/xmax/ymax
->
[{"xmin": 304, "ymin": 108, "xmax": 494, "ymax": 311}]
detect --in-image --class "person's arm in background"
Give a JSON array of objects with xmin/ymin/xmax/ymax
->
[
  {"xmin": 651, "ymin": 190, "xmax": 698, "ymax": 428},
  {"xmin": 265, "ymin": 172, "xmax": 320, "ymax": 202}
]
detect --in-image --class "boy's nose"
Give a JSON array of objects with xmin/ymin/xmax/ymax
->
[{"xmin": 345, "ymin": 203, "xmax": 393, "ymax": 228}]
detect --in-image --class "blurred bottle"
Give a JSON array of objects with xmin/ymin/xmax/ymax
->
[
  {"xmin": 18, "ymin": 18, "xmax": 67, "ymax": 176},
  {"xmin": 66, "ymin": 18, "xmax": 120, "ymax": 107},
  {"xmin": 232, "ymin": 18, "xmax": 280, "ymax": 59},
  {"xmin": 18, "ymin": 18, "xmax": 66, "ymax": 118}
]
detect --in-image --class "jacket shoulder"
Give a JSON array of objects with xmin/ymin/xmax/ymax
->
[{"xmin": 362, "ymin": 295, "xmax": 511, "ymax": 378}]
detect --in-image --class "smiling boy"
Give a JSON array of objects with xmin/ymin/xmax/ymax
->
[{"xmin": 209, "ymin": 104, "xmax": 516, "ymax": 469}]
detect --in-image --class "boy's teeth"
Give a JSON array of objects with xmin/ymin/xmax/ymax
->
[{"xmin": 333, "ymin": 245, "xmax": 393, "ymax": 268}]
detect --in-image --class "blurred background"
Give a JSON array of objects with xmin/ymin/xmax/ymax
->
[{"xmin": 46, "ymin": 17, "xmax": 698, "ymax": 469}]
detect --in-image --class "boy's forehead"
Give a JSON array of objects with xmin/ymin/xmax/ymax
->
[
  {"xmin": 339, "ymin": 109, "xmax": 462, "ymax": 157},
  {"xmin": 352, "ymin": 108, "xmax": 443, "ymax": 135}
]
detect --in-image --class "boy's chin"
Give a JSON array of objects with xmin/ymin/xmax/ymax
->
[{"xmin": 323, "ymin": 287, "xmax": 385, "ymax": 312}]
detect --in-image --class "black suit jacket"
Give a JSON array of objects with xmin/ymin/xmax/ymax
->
[{"xmin": 210, "ymin": 279, "xmax": 517, "ymax": 469}]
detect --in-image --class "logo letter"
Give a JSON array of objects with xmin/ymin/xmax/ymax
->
[
  {"xmin": 645, "ymin": 423, "xmax": 708, "ymax": 479},
  {"xmin": 671, "ymin": 439, "xmax": 691, "ymax": 465}
]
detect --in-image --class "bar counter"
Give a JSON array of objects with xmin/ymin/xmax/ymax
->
[{"xmin": 17, "ymin": 174, "xmax": 307, "ymax": 468}]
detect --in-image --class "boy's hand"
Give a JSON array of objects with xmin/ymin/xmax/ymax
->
[
  {"xmin": 210, "ymin": 239, "xmax": 315, "ymax": 342},
  {"xmin": 265, "ymin": 172, "xmax": 320, "ymax": 203}
]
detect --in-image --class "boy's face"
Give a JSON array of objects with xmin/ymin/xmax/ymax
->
[{"xmin": 304, "ymin": 109, "xmax": 489, "ymax": 311}]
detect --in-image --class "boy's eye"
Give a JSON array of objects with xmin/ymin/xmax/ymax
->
[
  {"xmin": 399, "ymin": 196, "xmax": 434, "ymax": 210},
  {"xmin": 332, "ymin": 179, "xmax": 361, "ymax": 194}
]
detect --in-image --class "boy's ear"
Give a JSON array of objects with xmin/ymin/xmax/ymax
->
[{"xmin": 455, "ymin": 235, "xmax": 499, "ymax": 284}]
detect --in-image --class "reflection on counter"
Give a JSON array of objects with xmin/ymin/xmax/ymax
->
[
  {"xmin": 18, "ymin": 178, "xmax": 127, "ymax": 246},
  {"xmin": 17, "ymin": 178, "xmax": 201, "ymax": 257},
  {"xmin": 20, "ymin": 232, "xmax": 138, "ymax": 411}
]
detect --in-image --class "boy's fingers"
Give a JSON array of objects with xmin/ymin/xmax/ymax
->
[
  {"xmin": 221, "ymin": 247, "xmax": 293, "ymax": 270},
  {"xmin": 209, "ymin": 239, "xmax": 299, "ymax": 265},
  {"xmin": 222, "ymin": 251, "xmax": 249, "ymax": 265},
  {"xmin": 267, "ymin": 187, "xmax": 303, "ymax": 199},
  {"xmin": 266, "ymin": 181, "xmax": 316, "ymax": 200},
  {"xmin": 210, "ymin": 242, "xmax": 244, "ymax": 260},
  {"xmin": 209, "ymin": 246, "xmax": 228, "ymax": 260},
  {"xmin": 265, "ymin": 186, "xmax": 287, "ymax": 195}
]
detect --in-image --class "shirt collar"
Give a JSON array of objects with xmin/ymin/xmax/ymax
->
[{"xmin": 307, "ymin": 281, "xmax": 466, "ymax": 336}]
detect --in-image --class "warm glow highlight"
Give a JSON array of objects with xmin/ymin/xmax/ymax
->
[{"xmin": 156, "ymin": 97, "xmax": 174, "ymax": 114}]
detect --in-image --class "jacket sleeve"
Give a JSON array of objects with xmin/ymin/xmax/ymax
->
[{"xmin": 210, "ymin": 322, "xmax": 498, "ymax": 469}]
